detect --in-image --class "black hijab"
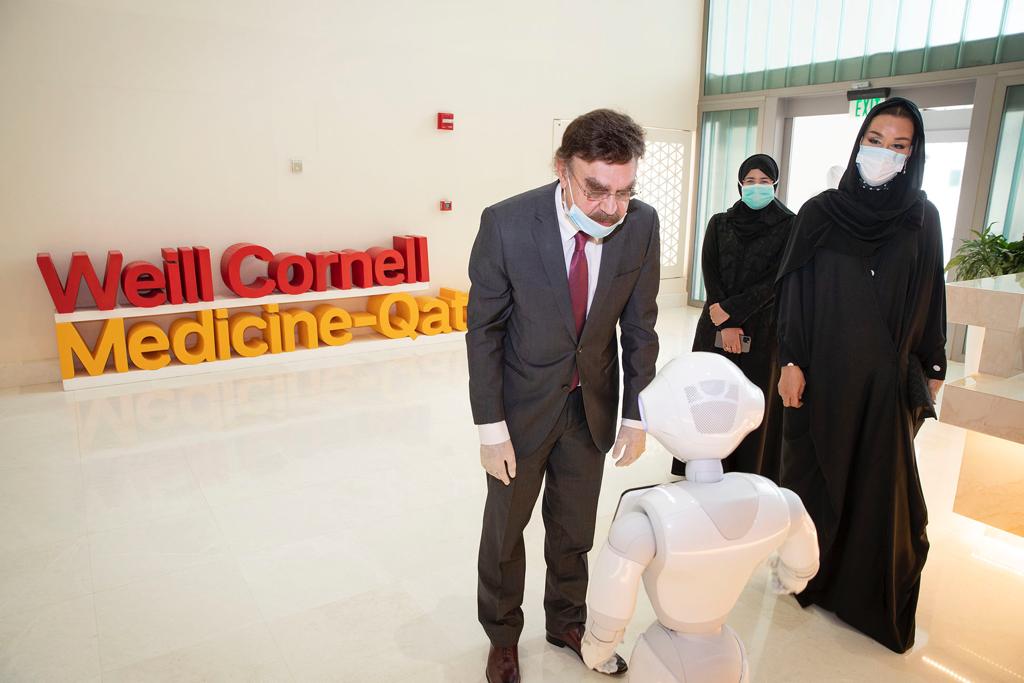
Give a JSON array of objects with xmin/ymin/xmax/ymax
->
[
  {"xmin": 726, "ymin": 153, "xmax": 794, "ymax": 239},
  {"xmin": 776, "ymin": 97, "xmax": 928, "ymax": 279}
]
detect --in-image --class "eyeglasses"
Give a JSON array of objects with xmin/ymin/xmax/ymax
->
[{"xmin": 568, "ymin": 170, "xmax": 638, "ymax": 204}]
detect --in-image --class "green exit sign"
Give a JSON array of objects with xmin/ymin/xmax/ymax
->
[{"xmin": 850, "ymin": 97, "xmax": 884, "ymax": 118}]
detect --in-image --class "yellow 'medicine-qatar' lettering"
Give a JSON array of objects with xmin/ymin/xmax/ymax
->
[{"xmin": 56, "ymin": 290, "xmax": 469, "ymax": 379}]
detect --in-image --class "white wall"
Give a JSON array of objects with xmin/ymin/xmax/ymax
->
[{"xmin": 0, "ymin": 0, "xmax": 704, "ymax": 386}]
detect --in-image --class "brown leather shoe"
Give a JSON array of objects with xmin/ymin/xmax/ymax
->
[
  {"xmin": 546, "ymin": 623, "xmax": 627, "ymax": 676},
  {"xmin": 485, "ymin": 644, "xmax": 520, "ymax": 683}
]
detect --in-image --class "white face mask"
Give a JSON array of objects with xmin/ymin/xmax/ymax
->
[{"xmin": 856, "ymin": 144, "xmax": 909, "ymax": 187}]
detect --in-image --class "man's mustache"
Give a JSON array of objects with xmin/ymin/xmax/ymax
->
[{"xmin": 588, "ymin": 209, "xmax": 622, "ymax": 226}]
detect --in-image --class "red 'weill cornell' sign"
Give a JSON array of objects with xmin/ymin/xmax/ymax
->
[{"xmin": 37, "ymin": 236, "xmax": 430, "ymax": 313}]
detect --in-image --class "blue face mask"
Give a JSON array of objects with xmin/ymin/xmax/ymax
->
[
  {"xmin": 562, "ymin": 179, "xmax": 626, "ymax": 239},
  {"xmin": 740, "ymin": 184, "xmax": 775, "ymax": 210}
]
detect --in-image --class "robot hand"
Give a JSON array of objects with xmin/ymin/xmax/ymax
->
[
  {"xmin": 768, "ymin": 555, "xmax": 808, "ymax": 595},
  {"xmin": 581, "ymin": 620, "xmax": 623, "ymax": 672}
]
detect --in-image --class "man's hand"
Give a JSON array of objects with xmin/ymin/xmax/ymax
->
[
  {"xmin": 778, "ymin": 365, "xmax": 806, "ymax": 408},
  {"xmin": 720, "ymin": 327, "xmax": 745, "ymax": 354},
  {"xmin": 928, "ymin": 378, "xmax": 943, "ymax": 402},
  {"xmin": 480, "ymin": 440, "xmax": 516, "ymax": 485},
  {"xmin": 611, "ymin": 425, "xmax": 646, "ymax": 467},
  {"xmin": 709, "ymin": 302, "xmax": 730, "ymax": 326}
]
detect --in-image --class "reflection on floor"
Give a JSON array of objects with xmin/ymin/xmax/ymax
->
[{"xmin": 0, "ymin": 305, "xmax": 1021, "ymax": 682}]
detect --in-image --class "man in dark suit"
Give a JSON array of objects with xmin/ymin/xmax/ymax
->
[{"xmin": 468, "ymin": 109, "xmax": 660, "ymax": 683}]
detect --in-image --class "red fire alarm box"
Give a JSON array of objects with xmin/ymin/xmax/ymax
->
[
  {"xmin": 440, "ymin": 200, "xmax": 453, "ymax": 211},
  {"xmin": 437, "ymin": 113, "xmax": 454, "ymax": 130}
]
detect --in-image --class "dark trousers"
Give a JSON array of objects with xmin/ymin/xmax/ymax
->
[{"xmin": 477, "ymin": 389, "xmax": 605, "ymax": 646}]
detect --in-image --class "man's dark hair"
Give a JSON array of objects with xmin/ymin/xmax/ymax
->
[{"xmin": 555, "ymin": 109, "xmax": 646, "ymax": 166}]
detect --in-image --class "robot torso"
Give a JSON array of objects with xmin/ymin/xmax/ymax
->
[{"xmin": 631, "ymin": 473, "xmax": 792, "ymax": 632}]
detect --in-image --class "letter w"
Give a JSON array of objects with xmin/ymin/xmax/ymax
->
[{"xmin": 37, "ymin": 251, "xmax": 123, "ymax": 313}]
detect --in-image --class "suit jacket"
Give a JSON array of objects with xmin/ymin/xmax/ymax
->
[{"xmin": 467, "ymin": 181, "xmax": 660, "ymax": 459}]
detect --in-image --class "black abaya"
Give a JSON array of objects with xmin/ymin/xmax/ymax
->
[
  {"xmin": 680, "ymin": 191, "xmax": 794, "ymax": 482},
  {"xmin": 775, "ymin": 98, "xmax": 947, "ymax": 653}
]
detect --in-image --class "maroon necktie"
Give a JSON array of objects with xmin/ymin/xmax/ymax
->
[{"xmin": 569, "ymin": 231, "xmax": 588, "ymax": 390}]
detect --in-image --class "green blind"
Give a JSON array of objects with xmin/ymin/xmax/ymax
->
[
  {"xmin": 705, "ymin": 0, "xmax": 1024, "ymax": 96},
  {"xmin": 690, "ymin": 108, "xmax": 759, "ymax": 302},
  {"xmin": 985, "ymin": 84, "xmax": 1024, "ymax": 241}
]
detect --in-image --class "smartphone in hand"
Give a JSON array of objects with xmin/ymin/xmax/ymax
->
[{"xmin": 714, "ymin": 331, "xmax": 752, "ymax": 353}]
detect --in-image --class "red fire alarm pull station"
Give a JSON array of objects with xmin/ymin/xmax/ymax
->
[
  {"xmin": 440, "ymin": 200, "xmax": 453, "ymax": 211},
  {"xmin": 437, "ymin": 113, "xmax": 454, "ymax": 130}
]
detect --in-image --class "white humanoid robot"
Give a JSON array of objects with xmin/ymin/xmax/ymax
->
[{"xmin": 581, "ymin": 352, "xmax": 820, "ymax": 682}]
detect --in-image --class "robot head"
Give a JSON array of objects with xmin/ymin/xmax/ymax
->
[{"xmin": 638, "ymin": 352, "xmax": 764, "ymax": 462}]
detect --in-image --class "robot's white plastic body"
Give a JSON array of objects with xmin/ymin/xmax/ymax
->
[{"xmin": 582, "ymin": 353, "xmax": 820, "ymax": 682}]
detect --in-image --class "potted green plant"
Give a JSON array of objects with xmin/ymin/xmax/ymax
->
[{"xmin": 945, "ymin": 222, "xmax": 1024, "ymax": 281}]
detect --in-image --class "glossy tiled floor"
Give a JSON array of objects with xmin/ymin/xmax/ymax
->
[{"xmin": 1, "ymin": 306, "xmax": 1022, "ymax": 682}]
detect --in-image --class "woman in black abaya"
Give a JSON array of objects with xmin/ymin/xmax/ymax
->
[
  {"xmin": 676, "ymin": 154, "xmax": 794, "ymax": 482},
  {"xmin": 775, "ymin": 97, "xmax": 947, "ymax": 653}
]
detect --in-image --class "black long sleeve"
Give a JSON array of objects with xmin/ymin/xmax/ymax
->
[
  {"xmin": 914, "ymin": 208, "xmax": 948, "ymax": 380},
  {"xmin": 466, "ymin": 207, "xmax": 512, "ymax": 424},
  {"xmin": 619, "ymin": 215, "xmax": 661, "ymax": 420},
  {"xmin": 776, "ymin": 259, "xmax": 814, "ymax": 369},
  {"xmin": 701, "ymin": 217, "xmax": 726, "ymax": 305},
  {"xmin": 721, "ymin": 269, "xmax": 776, "ymax": 327}
]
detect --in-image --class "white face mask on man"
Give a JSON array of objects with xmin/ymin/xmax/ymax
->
[{"xmin": 856, "ymin": 145, "xmax": 909, "ymax": 187}]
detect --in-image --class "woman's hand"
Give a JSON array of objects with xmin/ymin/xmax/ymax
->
[
  {"xmin": 928, "ymin": 378, "xmax": 943, "ymax": 402},
  {"xmin": 720, "ymin": 328, "xmax": 745, "ymax": 354},
  {"xmin": 778, "ymin": 365, "xmax": 806, "ymax": 408},
  {"xmin": 709, "ymin": 303, "xmax": 730, "ymax": 326}
]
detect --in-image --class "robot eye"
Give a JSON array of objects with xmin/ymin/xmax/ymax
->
[
  {"xmin": 697, "ymin": 380, "xmax": 739, "ymax": 398},
  {"xmin": 699, "ymin": 380, "xmax": 726, "ymax": 396},
  {"xmin": 684, "ymin": 382, "xmax": 740, "ymax": 434}
]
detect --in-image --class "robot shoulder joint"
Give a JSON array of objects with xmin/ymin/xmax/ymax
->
[{"xmin": 608, "ymin": 511, "xmax": 657, "ymax": 564}]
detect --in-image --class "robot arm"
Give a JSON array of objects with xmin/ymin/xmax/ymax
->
[
  {"xmin": 770, "ymin": 488, "xmax": 820, "ymax": 595},
  {"xmin": 582, "ymin": 511, "xmax": 657, "ymax": 670}
]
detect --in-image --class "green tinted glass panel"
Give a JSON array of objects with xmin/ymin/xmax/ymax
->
[
  {"xmin": 985, "ymin": 85, "xmax": 1024, "ymax": 241},
  {"xmin": 690, "ymin": 108, "xmax": 759, "ymax": 302},
  {"xmin": 704, "ymin": 0, "xmax": 1023, "ymax": 95}
]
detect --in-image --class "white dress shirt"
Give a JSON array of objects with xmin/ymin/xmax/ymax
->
[{"xmin": 478, "ymin": 183, "xmax": 644, "ymax": 446}]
